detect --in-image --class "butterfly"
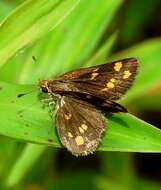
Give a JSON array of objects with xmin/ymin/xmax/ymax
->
[{"xmin": 38, "ymin": 58, "xmax": 138, "ymax": 156}]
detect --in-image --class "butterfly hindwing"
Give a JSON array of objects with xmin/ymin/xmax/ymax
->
[
  {"xmin": 64, "ymin": 92, "xmax": 127, "ymax": 113},
  {"xmin": 55, "ymin": 58, "xmax": 138, "ymax": 100},
  {"xmin": 55, "ymin": 96, "xmax": 105, "ymax": 156}
]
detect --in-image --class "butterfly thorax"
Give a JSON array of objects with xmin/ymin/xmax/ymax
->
[{"xmin": 39, "ymin": 79, "xmax": 79, "ymax": 94}]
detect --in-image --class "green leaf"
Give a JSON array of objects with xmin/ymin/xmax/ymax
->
[
  {"xmin": 104, "ymin": 113, "xmax": 161, "ymax": 152},
  {"xmin": 120, "ymin": 0, "xmax": 160, "ymax": 46},
  {"xmin": 0, "ymin": 1, "xmax": 12, "ymax": 21},
  {"xmin": 0, "ymin": 81, "xmax": 161, "ymax": 152},
  {"xmin": 85, "ymin": 32, "xmax": 118, "ymax": 67},
  {"xmin": 5, "ymin": 144, "xmax": 46, "ymax": 187},
  {"xmin": 0, "ymin": 0, "xmax": 80, "ymax": 67},
  {"xmin": 132, "ymin": 95, "xmax": 161, "ymax": 111},
  {"xmin": 134, "ymin": 178, "xmax": 161, "ymax": 190},
  {"xmin": 0, "ymin": 0, "xmax": 122, "ymax": 84},
  {"xmin": 100, "ymin": 152, "xmax": 135, "ymax": 185},
  {"xmin": 0, "ymin": 81, "xmax": 58, "ymax": 145}
]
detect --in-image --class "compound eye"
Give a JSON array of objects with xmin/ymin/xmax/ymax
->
[{"xmin": 41, "ymin": 86, "xmax": 48, "ymax": 93}]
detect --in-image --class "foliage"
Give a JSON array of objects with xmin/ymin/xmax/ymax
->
[{"xmin": 0, "ymin": 0, "xmax": 160, "ymax": 189}]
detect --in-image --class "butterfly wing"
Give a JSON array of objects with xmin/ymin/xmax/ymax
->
[
  {"xmin": 64, "ymin": 92, "xmax": 127, "ymax": 112},
  {"xmin": 55, "ymin": 58, "xmax": 138, "ymax": 100},
  {"xmin": 55, "ymin": 95, "xmax": 105, "ymax": 156}
]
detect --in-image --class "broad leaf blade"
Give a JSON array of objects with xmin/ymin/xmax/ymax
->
[
  {"xmin": 85, "ymin": 32, "xmax": 118, "ymax": 67},
  {"xmin": 0, "ymin": 81, "xmax": 161, "ymax": 152},
  {"xmin": 103, "ymin": 113, "xmax": 161, "ymax": 152},
  {"xmin": 0, "ymin": 0, "xmax": 122, "ymax": 84},
  {"xmin": 0, "ymin": 0, "xmax": 79, "ymax": 67}
]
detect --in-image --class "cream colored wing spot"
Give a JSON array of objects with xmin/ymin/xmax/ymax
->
[
  {"xmin": 114, "ymin": 62, "xmax": 122, "ymax": 72},
  {"xmin": 101, "ymin": 78, "xmax": 116, "ymax": 91},
  {"xmin": 79, "ymin": 127, "xmax": 85, "ymax": 134},
  {"xmin": 110, "ymin": 78, "xmax": 116, "ymax": 83},
  {"xmin": 106, "ymin": 78, "xmax": 116, "ymax": 89},
  {"xmin": 75, "ymin": 136, "xmax": 84, "ymax": 145},
  {"xmin": 81, "ymin": 124, "xmax": 88, "ymax": 130},
  {"xmin": 123, "ymin": 70, "xmax": 131, "ymax": 79},
  {"xmin": 64, "ymin": 113, "xmax": 72, "ymax": 120},
  {"xmin": 68, "ymin": 132, "xmax": 73, "ymax": 138},
  {"xmin": 90, "ymin": 72, "xmax": 99, "ymax": 80},
  {"xmin": 79, "ymin": 124, "xmax": 88, "ymax": 134},
  {"xmin": 106, "ymin": 82, "xmax": 114, "ymax": 89}
]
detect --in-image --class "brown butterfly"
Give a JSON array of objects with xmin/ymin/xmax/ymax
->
[{"xmin": 39, "ymin": 58, "xmax": 138, "ymax": 156}]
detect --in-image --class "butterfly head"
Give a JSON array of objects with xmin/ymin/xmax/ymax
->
[{"xmin": 38, "ymin": 80, "xmax": 51, "ymax": 93}]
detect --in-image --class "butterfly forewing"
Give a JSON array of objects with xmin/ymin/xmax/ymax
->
[
  {"xmin": 55, "ymin": 58, "xmax": 138, "ymax": 100},
  {"xmin": 55, "ymin": 96, "xmax": 105, "ymax": 156}
]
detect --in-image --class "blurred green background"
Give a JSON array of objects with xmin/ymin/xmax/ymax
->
[{"xmin": 0, "ymin": 0, "xmax": 161, "ymax": 189}]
